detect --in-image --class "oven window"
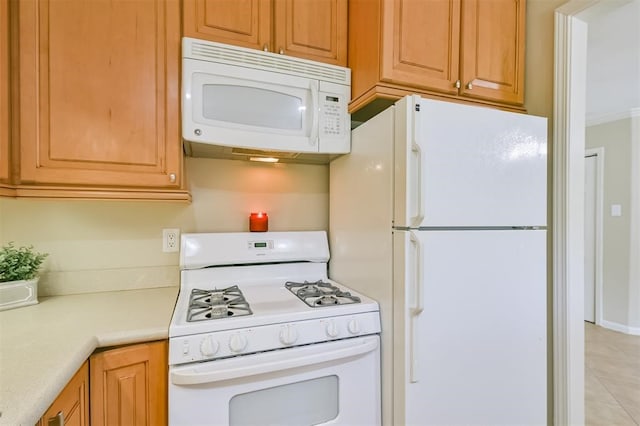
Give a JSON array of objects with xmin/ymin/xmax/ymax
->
[
  {"xmin": 229, "ymin": 375, "xmax": 339, "ymax": 425},
  {"xmin": 202, "ymin": 85, "xmax": 303, "ymax": 130}
]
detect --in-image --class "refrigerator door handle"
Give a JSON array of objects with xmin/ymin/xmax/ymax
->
[
  {"xmin": 409, "ymin": 231, "xmax": 424, "ymax": 315},
  {"xmin": 409, "ymin": 231, "xmax": 423, "ymax": 383},
  {"xmin": 410, "ymin": 142, "xmax": 425, "ymax": 227}
]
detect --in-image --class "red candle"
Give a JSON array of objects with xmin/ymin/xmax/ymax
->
[{"xmin": 249, "ymin": 212, "xmax": 268, "ymax": 232}]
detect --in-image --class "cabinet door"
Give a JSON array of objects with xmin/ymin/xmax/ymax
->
[
  {"xmin": 40, "ymin": 361, "xmax": 89, "ymax": 426},
  {"xmin": 17, "ymin": 0, "xmax": 182, "ymax": 189},
  {"xmin": 459, "ymin": 0, "xmax": 525, "ymax": 105},
  {"xmin": 183, "ymin": 0, "xmax": 272, "ymax": 51},
  {"xmin": 90, "ymin": 341, "xmax": 167, "ymax": 426},
  {"xmin": 381, "ymin": 0, "xmax": 461, "ymax": 95},
  {"xmin": 0, "ymin": 0, "xmax": 9, "ymax": 184},
  {"xmin": 273, "ymin": 0, "xmax": 347, "ymax": 66}
]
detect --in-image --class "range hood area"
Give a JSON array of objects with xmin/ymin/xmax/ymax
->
[{"xmin": 183, "ymin": 143, "xmax": 344, "ymax": 165}]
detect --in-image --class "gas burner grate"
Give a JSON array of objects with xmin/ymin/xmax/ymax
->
[
  {"xmin": 285, "ymin": 280, "xmax": 361, "ymax": 308},
  {"xmin": 187, "ymin": 285, "xmax": 252, "ymax": 322}
]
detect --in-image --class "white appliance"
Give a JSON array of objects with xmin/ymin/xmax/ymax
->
[
  {"xmin": 329, "ymin": 95, "xmax": 547, "ymax": 425},
  {"xmin": 182, "ymin": 38, "xmax": 351, "ymax": 161},
  {"xmin": 169, "ymin": 231, "xmax": 381, "ymax": 426}
]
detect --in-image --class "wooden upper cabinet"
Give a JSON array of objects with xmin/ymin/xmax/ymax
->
[
  {"xmin": 17, "ymin": 0, "xmax": 185, "ymax": 193},
  {"xmin": 183, "ymin": 0, "xmax": 272, "ymax": 51},
  {"xmin": 380, "ymin": 0, "xmax": 460, "ymax": 95},
  {"xmin": 90, "ymin": 341, "xmax": 167, "ymax": 426},
  {"xmin": 273, "ymin": 0, "xmax": 347, "ymax": 65},
  {"xmin": 184, "ymin": 0, "xmax": 347, "ymax": 66},
  {"xmin": 459, "ymin": 0, "xmax": 525, "ymax": 105},
  {"xmin": 0, "ymin": 0, "xmax": 9, "ymax": 185},
  {"xmin": 349, "ymin": 0, "xmax": 526, "ymax": 121},
  {"xmin": 38, "ymin": 361, "xmax": 89, "ymax": 426}
]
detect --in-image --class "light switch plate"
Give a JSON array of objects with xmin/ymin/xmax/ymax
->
[{"xmin": 611, "ymin": 204, "xmax": 622, "ymax": 217}]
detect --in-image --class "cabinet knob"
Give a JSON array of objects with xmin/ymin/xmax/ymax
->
[
  {"xmin": 454, "ymin": 80, "xmax": 461, "ymax": 89},
  {"xmin": 48, "ymin": 411, "xmax": 64, "ymax": 426},
  {"xmin": 263, "ymin": 44, "xmax": 269, "ymax": 52},
  {"xmin": 279, "ymin": 48, "xmax": 284, "ymax": 55},
  {"xmin": 466, "ymin": 82, "xmax": 473, "ymax": 90},
  {"xmin": 169, "ymin": 173, "xmax": 176, "ymax": 183}
]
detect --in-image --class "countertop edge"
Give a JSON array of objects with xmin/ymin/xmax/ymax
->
[{"xmin": 0, "ymin": 287, "xmax": 178, "ymax": 426}]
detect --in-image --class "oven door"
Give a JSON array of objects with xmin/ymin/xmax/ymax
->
[{"xmin": 169, "ymin": 335, "xmax": 380, "ymax": 426}]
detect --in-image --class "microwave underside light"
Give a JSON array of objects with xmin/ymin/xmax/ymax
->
[{"xmin": 183, "ymin": 141, "xmax": 342, "ymax": 165}]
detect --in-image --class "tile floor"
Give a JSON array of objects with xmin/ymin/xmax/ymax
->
[{"xmin": 585, "ymin": 322, "xmax": 640, "ymax": 425}]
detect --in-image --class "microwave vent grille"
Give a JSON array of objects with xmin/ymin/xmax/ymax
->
[{"xmin": 189, "ymin": 40, "xmax": 350, "ymax": 86}]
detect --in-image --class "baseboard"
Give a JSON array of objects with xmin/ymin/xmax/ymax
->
[{"xmin": 600, "ymin": 320, "xmax": 640, "ymax": 336}]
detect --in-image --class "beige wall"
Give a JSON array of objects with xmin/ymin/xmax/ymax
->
[
  {"xmin": 586, "ymin": 116, "xmax": 640, "ymax": 330},
  {"xmin": 0, "ymin": 158, "xmax": 328, "ymax": 295},
  {"xmin": 630, "ymin": 115, "xmax": 640, "ymax": 328},
  {"xmin": 586, "ymin": 119, "xmax": 632, "ymax": 326}
]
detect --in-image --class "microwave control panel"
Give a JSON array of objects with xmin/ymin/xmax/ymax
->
[{"xmin": 319, "ymin": 93, "xmax": 347, "ymax": 138}]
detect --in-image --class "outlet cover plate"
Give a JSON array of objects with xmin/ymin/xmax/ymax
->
[{"xmin": 163, "ymin": 229, "xmax": 180, "ymax": 252}]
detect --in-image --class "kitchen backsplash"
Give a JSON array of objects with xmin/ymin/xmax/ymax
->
[{"xmin": 0, "ymin": 157, "xmax": 329, "ymax": 296}]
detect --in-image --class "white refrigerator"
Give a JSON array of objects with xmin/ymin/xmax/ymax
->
[{"xmin": 329, "ymin": 95, "xmax": 547, "ymax": 426}]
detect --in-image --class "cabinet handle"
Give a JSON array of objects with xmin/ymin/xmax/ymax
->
[
  {"xmin": 48, "ymin": 411, "xmax": 64, "ymax": 426},
  {"xmin": 466, "ymin": 82, "xmax": 473, "ymax": 90},
  {"xmin": 263, "ymin": 44, "xmax": 269, "ymax": 52},
  {"xmin": 454, "ymin": 80, "xmax": 461, "ymax": 89},
  {"xmin": 169, "ymin": 173, "xmax": 176, "ymax": 183},
  {"xmin": 279, "ymin": 48, "xmax": 284, "ymax": 55}
]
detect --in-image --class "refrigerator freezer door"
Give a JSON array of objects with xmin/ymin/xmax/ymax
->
[
  {"xmin": 395, "ymin": 96, "xmax": 547, "ymax": 228},
  {"xmin": 395, "ymin": 229, "xmax": 547, "ymax": 426}
]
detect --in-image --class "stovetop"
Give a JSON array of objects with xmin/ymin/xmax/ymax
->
[
  {"xmin": 187, "ymin": 286, "xmax": 252, "ymax": 322},
  {"xmin": 169, "ymin": 231, "xmax": 381, "ymax": 365},
  {"xmin": 285, "ymin": 280, "xmax": 361, "ymax": 307},
  {"xmin": 170, "ymin": 262, "xmax": 378, "ymax": 338}
]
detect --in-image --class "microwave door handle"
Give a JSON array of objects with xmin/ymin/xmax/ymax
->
[
  {"xmin": 170, "ymin": 336, "xmax": 378, "ymax": 386},
  {"xmin": 309, "ymin": 81, "xmax": 319, "ymax": 147}
]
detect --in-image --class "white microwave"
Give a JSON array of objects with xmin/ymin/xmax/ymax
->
[{"xmin": 182, "ymin": 38, "xmax": 351, "ymax": 160}]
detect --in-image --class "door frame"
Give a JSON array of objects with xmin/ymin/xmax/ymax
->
[
  {"xmin": 553, "ymin": 1, "xmax": 632, "ymax": 424},
  {"xmin": 584, "ymin": 147, "xmax": 604, "ymax": 326}
]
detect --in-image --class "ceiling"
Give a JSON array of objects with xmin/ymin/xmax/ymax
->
[{"xmin": 586, "ymin": 0, "xmax": 640, "ymax": 124}]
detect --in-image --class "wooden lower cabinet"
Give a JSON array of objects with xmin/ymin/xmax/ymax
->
[
  {"xmin": 90, "ymin": 341, "xmax": 168, "ymax": 426},
  {"xmin": 37, "ymin": 361, "xmax": 89, "ymax": 426}
]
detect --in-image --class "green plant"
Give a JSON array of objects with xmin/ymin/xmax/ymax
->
[{"xmin": 0, "ymin": 242, "xmax": 48, "ymax": 283}]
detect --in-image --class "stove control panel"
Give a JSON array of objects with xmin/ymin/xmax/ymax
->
[
  {"xmin": 279, "ymin": 324, "xmax": 298, "ymax": 346},
  {"xmin": 229, "ymin": 333, "xmax": 248, "ymax": 353},
  {"xmin": 325, "ymin": 320, "xmax": 339, "ymax": 338},
  {"xmin": 169, "ymin": 311, "xmax": 381, "ymax": 365},
  {"xmin": 199, "ymin": 335, "xmax": 219, "ymax": 357}
]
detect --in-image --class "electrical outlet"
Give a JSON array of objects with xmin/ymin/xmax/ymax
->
[{"xmin": 163, "ymin": 229, "xmax": 180, "ymax": 252}]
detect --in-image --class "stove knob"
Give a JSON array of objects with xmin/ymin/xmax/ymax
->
[
  {"xmin": 325, "ymin": 320, "xmax": 339, "ymax": 338},
  {"xmin": 279, "ymin": 325, "xmax": 298, "ymax": 346},
  {"xmin": 200, "ymin": 336, "xmax": 219, "ymax": 357},
  {"xmin": 229, "ymin": 333, "xmax": 248, "ymax": 353},
  {"xmin": 348, "ymin": 319, "xmax": 361, "ymax": 335}
]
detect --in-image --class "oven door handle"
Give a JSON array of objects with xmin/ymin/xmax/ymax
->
[{"xmin": 171, "ymin": 336, "xmax": 379, "ymax": 386}]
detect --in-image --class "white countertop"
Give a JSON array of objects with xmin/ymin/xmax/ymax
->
[{"xmin": 0, "ymin": 286, "xmax": 178, "ymax": 426}]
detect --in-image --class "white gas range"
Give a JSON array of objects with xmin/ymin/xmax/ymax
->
[{"xmin": 168, "ymin": 231, "xmax": 381, "ymax": 426}]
